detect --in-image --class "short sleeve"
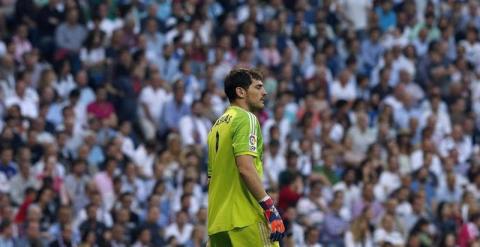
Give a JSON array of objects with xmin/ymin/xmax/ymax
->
[{"xmin": 232, "ymin": 112, "xmax": 259, "ymax": 157}]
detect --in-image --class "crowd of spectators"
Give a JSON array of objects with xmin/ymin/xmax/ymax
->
[{"xmin": 0, "ymin": 0, "xmax": 479, "ymax": 246}]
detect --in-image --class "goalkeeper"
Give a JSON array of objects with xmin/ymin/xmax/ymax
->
[{"xmin": 207, "ymin": 68, "xmax": 285, "ymax": 246}]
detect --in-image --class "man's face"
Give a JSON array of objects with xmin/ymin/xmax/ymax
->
[
  {"xmin": 245, "ymin": 79, "xmax": 267, "ymax": 111},
  {"xmin": 62, "ymin": 224, "xmax": 72, "ymax": 241},
  {"xmin": 27, "ymin": 222, "xmax": 40, "ymax": 239},
  {"xmin": 192, "ymin": 102, "xmax": 203, "ymax": 116},
  {"xmin": 1, "ymin": 150, "xmax": 12, "ymax": 163}
]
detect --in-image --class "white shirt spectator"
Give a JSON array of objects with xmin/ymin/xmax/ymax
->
[
  {"xmin": 412, "ymin": 38, "xmax": 430, "ymax": 57},
  {"xmin": 139, "ymin": 85, "xmax": 171, "ymax": 126},
  {"xmin": 88, "ymin": 18, "xmax": 123, "ymax": 38},
  {"xmin": 345, "ymin": 230, "xmax": 374, "ymax": 247},
  {"xmin": 164, "ymin": 222, "xmax": 194, "ymax": 245},
  {"xmin": 460, "ymin": 40, "xmax": 480, "ymax": 69},
  {"xmin": 133, "ymin": 145, "xmax": 155, "ymax": 178},
  {"xmin": 377, "ymin": 171, "xmax": 401, "ymax": 201},
  {"xmin": 373, "ymin": 228, "xmax": 404, "ymax": 246},
  {"xmin": 33, "ymin": 159, "xmax": 66, "ymax": 178},
  {"xmin": 410, "ymin": 149, "xmax": 443, "ymax": 177},
  {"xmin": 263, "ymin": 151, "xmax": 286, "ymax": 188},
  {"xmin": 171, "ymin": 193, "xmax": 201, "ymax": 217},
  {"xmin": 471, "ymin": 77, "xmax": 480, "ymax": 121},
  {"xmin": 436, "ymin": 181, "xmax": 463, "ymax": 203},
  {"xmin": 178, "ymin": 115, "xmax": 211, "ymax": 147},
  {"xmin": 0, "ymin": 40, "xmax": 5, "ymax": 56},
  {"xmin": 326, "ymin": 122, "xmax": 345, "ymax": 143},
  {"xmin": 391, "ymin": 55, "xmax": 415, "ymax": 86},
  {"xmin": 291, "ymin": 221, "xmax": 306, "ymax": 247},
  {"xmin": 121, "ymin": 176, "xmax": 149, "ymax": 203},
  {"xmin": 9, "ymin": 171, "xmax": 39, "ymax": 205},
  {"xmin": 330, "ymin": 79, "xmax": 357, "ymax": 102},
  {"xmin": 0, "ymin": 173, "xmax": 9, "ymax": 193},
  {"xmin": 80, "ymin": 47, "xmax": 106, "ymax": 66},
  {"xmin": 262, "ymin": 117, "xmax": 290, "ymax": 144},
  {"xmin": 404, "ymin": 81, "xmax": 425, "ymax": 105},
  {"xmin": 5, "ymin": 87, "xmax": 39, "ymax": 119},
  {"xmin": 346, "ymin": 125, "xmax": 377, "ymax": 155},
  {"xmin": 438, "ymin": 135, "xmax": 473, "ymax": 164},
  {"xmin": 420, "ymin": 110, "xmax": 452, "ymax": 143},
  {"xmin": 297, "ymin": 153, "xmax": 314, "ymax": 177},
  {"xmin": 333, "ymin": 182, "xmax": 361, "ymax": 209},
  {"xmin": 396, "ymin": 201, "xmax": 413, "ymax": 218},
  {"xmin": 338, "ymin": 0, "xmax": 372, "ymax": 31},
  {"xmin": 384, "ymin": 95, "xmax": 404, "ymax": 112},
  {"xmin": 120, "ymin": 134, "xmax": 136, "ymax": 160},
  {"xmin": 296, "ymin": 197, "xmax": 327, "ymax": 225},
  {"xmin": 55, "ymin": 74, "xmax": 76, "ymax": 99}
]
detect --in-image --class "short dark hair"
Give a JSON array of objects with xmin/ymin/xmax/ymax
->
[
  {"xmin": 224, "ymin": 68, "xmax": 263, "ymax": 102},
  {"xmin": 0, "ymin": 219, "xmax": 11, "ymax": 232}
]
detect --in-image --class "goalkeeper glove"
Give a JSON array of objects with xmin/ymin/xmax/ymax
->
[{"xmin": 259, "ymin": 196, "xmax": 285, "ymax": 241}]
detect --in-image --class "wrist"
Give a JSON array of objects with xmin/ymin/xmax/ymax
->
[{"xmin": 259, "ymin": 196, "xmax": 274, "ymax": 210}]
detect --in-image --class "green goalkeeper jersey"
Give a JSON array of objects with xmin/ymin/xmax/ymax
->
[{"xmin": 207, "ymin": 105, "xmax": 265, "ymax": 235}]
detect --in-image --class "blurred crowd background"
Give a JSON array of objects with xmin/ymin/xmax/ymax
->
[{"xmin": 0, "ymin": 0, "xmax": 479, "ymax": 246}]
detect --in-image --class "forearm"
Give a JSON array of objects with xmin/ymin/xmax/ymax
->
[
  {"xmin": 239, "ymin": 164, "xmax": 268, "ymax": 201},
  {"xmin": 236, "ymin": 155, "xmax": 268, "ymax": 201}
]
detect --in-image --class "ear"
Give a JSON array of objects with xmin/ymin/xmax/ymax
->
[{"xmin": 235, "ymin": 87, "xmax": 245, "ymax": 99}]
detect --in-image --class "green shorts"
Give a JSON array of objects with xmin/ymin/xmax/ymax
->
[{"xmin": 208, "ymin": 222, "xmax": 280, "ymax": 247}]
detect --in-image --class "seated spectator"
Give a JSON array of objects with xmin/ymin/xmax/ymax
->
[
  {"xmin": 87, "ymin": 86, "xmax": 115, "ymax": 121},
  {"xmin": 373, "ymin": 214, "xmax": 405, "ymax": 246},
  {"xmin": 345, "ymin": 206, "xmax": 374, "ymax": 247},
  {"xmin": 320, "ymin": 195, "xmax": 349, "ymax": 246}
]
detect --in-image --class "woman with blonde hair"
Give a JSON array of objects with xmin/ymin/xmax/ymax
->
[{"xmin": 345, "ymin": 206, "xmax": 374, "ymax": 247}]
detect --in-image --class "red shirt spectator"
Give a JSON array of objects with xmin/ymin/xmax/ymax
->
[
  {"xmin": 87, "ymin": 87, "xmax": 115, "ymax": 120},
  {"xmin": 278, "ymin": 175, "xmax": 303, "ymax": 213}
]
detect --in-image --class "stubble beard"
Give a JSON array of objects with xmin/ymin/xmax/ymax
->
[{"xmin": 247, "ymin": 99, "xmax": 264, "ymax": 113}]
